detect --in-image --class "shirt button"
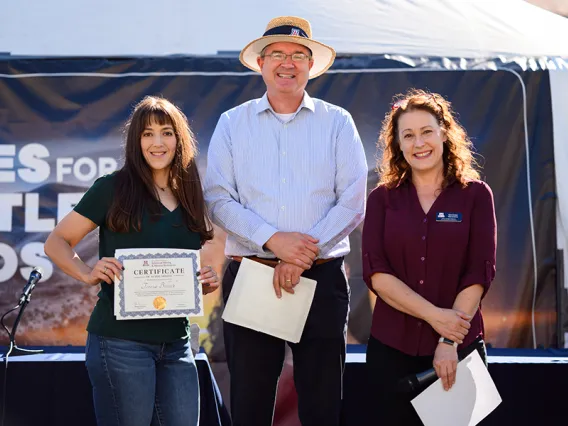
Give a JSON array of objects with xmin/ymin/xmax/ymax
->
[
  {"xmin": 282, "ymin": 178, "xmax": 286, "ymax": 183},
  {"xmin": 419, "ymin": 280, "xmax": 424, "ymax": 284},
  {"xmin": 281, "ymin": 206, "xmax": 285, "ymax": 210},
  {"xmin": 423, "ymin": 218, "xmax": 427, "ymax": 223},
  {"xmin": 417, "ymin": 321, "xmax": 422, "ymax": 327},
  {"xmin": 422, "ymin": 236, "xmax": 426, "ymax": 241},
  {"xmin": 421, "ymin": 257, "xmax": 425, "ymax": 261},
  {"xmin": 282, "ymin": 151, "xmax": 286, "ymax": 156}
]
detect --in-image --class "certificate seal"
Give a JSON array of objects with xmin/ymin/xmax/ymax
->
[{"xmin": 153, "ymin": 296, "xmax": 167, "ymax": 310}]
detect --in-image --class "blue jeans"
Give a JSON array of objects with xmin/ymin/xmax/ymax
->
[{"xmin": 85, "ymin": 333, "xmax": 199, "ymax": 426}]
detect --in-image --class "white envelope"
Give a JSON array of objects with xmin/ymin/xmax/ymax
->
[
  {"xmin": 411, "ymin": 350, "xmax": 502, "ymax": 426},
  {"xmin": 222, "ymin": 258, "xmax": 317, "ymax": 343}
]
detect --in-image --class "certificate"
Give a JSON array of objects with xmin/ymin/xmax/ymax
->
[
  {"xmin": 222, "ymin": 257, "xmax": 316, "ymax": 343},
  {"xmin": 114, "ymin": 248, "xmax": 203, "ymax": 320},
  {"xmin": 411, "ymin": 350, "xmax": 502, "ymax": 426}
]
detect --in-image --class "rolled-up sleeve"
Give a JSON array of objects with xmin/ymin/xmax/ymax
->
[
  {"xmin": 362, "ymin": 186, "xmax": 395, "ymax": 294},
  {"xmin": 457, "ymin": 182, "xmax": 497, "ymax": 297}
]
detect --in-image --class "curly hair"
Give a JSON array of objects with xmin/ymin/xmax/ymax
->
[{"xmin": 377, "ymin": 89, "xmax": 480, "ymax": 189}]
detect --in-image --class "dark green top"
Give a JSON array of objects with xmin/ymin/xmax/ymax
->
[{"xmin": 74, "ymin": 173, "xmax": 201, "ymax": 344}]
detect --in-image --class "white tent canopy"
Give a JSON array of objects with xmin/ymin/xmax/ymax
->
[
  {"xmin": 2, "ymin": 0, "xmax": 568, "ymax": 58},
  {"xmin": 193, "ymin": 0, "xmax": 568, "ymax": 58}
]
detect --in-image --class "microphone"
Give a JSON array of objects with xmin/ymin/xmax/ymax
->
[
  {"xmin": 1, "ymin": 266, "xmax": 45, "ymax": 358},
  {"xmin": 19, "ymin": 267, "xmax": 43, "ymax": 304},
  {"xmin": 397, "ymin": 367, "xmax": 438, "ymax": 393},
  {"xmin": 397, "ymin": 340, "xmax": 483, "ymax": 393}
]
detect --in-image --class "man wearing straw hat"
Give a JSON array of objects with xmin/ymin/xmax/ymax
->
[{"xmin": 205, "ymin": 16, "xmax": 367, "ymax": 426}]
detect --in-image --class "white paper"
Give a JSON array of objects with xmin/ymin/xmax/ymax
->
[
  {"xmin": 411, "ymin": 350, "xmax": 502, "ymax": 426},
  {"xmin": 113, "ymin": 248, "xmax": 203, "ymax": 320},
  {"xmin": 222, "ymin": 258, "xmax": 317, "ymax": 343}
]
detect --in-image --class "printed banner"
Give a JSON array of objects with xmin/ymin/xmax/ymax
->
[{"xmin": 0, "ymin": 57, "xmax": 557, "ymax": 352}]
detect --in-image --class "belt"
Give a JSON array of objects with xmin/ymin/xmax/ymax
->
[{"xmin": 230, "ymin": 256, "xmax": 335, "ymax": 268}]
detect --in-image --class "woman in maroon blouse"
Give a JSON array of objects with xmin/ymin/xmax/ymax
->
[{"xmin": 362, "ymin": 89, "xmax": 497, "ymax": 425}]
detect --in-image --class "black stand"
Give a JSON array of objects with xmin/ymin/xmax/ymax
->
[
  {"xmin": 1, "ymin": 276, "xmax": 43, "ymax": 426},
  {"xmin": 557, "ymin": 249, "xmax": 566, "ymax": 349},
  {"xmin": 3, "ymin": 296, "xmax": 43, "ymax": 359}
]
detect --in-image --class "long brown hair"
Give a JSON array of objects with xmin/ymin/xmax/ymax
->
[
  {"xmin": 378, "ymin": 89, "xmax": 480, "ymax": 189},
  {"xmin": 107, "ymin": 96, "xmax": 213, "ymax": 245}
]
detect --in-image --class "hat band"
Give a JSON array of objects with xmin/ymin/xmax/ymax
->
[{"xmin": 263, "ymin": 25, "xmax": 309, "ymax": 38}]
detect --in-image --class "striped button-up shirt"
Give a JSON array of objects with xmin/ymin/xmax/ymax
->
[{"xmin": 204, "ymin": 92, "xmax": 368, "ymax": 259}]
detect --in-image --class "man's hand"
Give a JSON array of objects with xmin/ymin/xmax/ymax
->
[
  {"xmin": 265, "ymin": 232, "xmax": 319, "ymax": 269},
  {"xmin": 272, "ymin": 262, "xmax": 304, "ymax": 298},
  {"xmin": 433, "ymin": 342, "xmax": 459, "ymax": 391}
]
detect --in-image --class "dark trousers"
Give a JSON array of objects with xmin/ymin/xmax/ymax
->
[
  {"xmin": 222, "ymin": 258, "xmax": 349, "ymax": 426},
  {"xmin": 366, "ymin": 335, "xmax": 487, "ymax": 426}
]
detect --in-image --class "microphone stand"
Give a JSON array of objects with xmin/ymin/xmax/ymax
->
[
  {"xmin": 3, "ymin": 293, "xmax": 43, "ymax": 359},
  {"xmin": 1, "ymin": 274, "xmax": 43, "ymax": 426}
]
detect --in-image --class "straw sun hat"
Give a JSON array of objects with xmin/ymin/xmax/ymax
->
[{"xmin": 239, "ymin": 16, "xmax": 336, "ymax": 79}]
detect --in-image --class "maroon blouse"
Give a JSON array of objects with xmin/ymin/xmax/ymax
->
[{"xmin": 362, "ymin": 180, "xmax": 497, "ymax": 356}]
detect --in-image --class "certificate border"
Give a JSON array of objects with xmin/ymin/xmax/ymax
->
[{"xmin": 116, "ymin": 251, "xmax": 201, "ymax": 318}]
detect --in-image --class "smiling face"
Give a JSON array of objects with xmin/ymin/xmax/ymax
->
[
  {"xmin": 397, "ymin": 109, "xmax": 447, "ymax": 174},
  {"xmin": 140, "ymin": 119, "xmax": 177, "ymax": 174},
  {"xmin": 257, "ymin": 41, "xmax": 314, "ymax": 97}
]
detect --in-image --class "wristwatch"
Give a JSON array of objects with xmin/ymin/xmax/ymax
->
[{"xmin": 438, "ymin": 337, "xmax": 458, "ymax": 348}]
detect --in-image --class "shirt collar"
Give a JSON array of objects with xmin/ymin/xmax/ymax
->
[{"xmin": 255, "ymin": 91, "xmax": 316, "ymax": 115}]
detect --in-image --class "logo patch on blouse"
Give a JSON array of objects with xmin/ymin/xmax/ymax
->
[{"xmin": 436, "ymin": 212, "xmax": 462, "ymax": 222}]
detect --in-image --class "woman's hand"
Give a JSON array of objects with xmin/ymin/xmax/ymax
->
[
  {"xmin": 433, "ymin": 342, "xmax": 458, "ymax": 391},
  {"xmin": 85, "ymin": 257, "xmax": 124, "ymax": 286},
  {"xmin": 197, "ymin": 265, "xmax": 220, "ymax": 295},
  {"xmin": 428, "ymin": 308, "xmax": 472, "ymax": 344}
]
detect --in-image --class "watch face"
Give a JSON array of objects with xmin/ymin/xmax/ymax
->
[{"xmin": 439, "ymin": 337, "xmax": 456, "ymax": 347}]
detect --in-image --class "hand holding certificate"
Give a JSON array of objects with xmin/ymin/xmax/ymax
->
[
  {"xmin": 114, "ymin": 248, "xmax": 203, "ymax": 320},
  {"xmin": 222, "ymin": 258, "xmax": 317, "ymax": 343},
  {"xmin": 411, "ymin": 350, "xmax": 502, "ymax": 426}
]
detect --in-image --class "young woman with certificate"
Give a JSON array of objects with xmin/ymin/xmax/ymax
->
[{"xmin": 45, "ymin": 96, "xmax": 219, "ymax": 426}]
